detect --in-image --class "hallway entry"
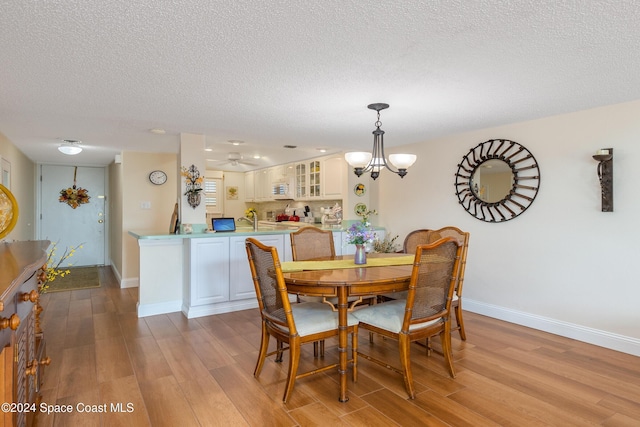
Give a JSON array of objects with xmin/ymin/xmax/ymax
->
[{"xmin": 39, "ymin": 165, "xmax": 107, "ymax": 266}]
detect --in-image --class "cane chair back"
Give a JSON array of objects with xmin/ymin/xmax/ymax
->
[
  {"xmin": 402, "ymin": 229, "xmax": 431, "ymax": 254},
  {"xmin": 290, "ymin": 227, "xmax": 370, "ymax": 311},
  {"xmin": 353, "ymin": 237, "xmax": 462, "ymax": 399},
  {"xmin": 425, "ymin": 226, "xmax": 469, "ymax": 340},
  {"xmin": 290, "ymin": 226, "xmax": 335, "ymax": 260},
  {"xmin": 245, "ymin": 238, "xmax": 358, "ymax": 403}
]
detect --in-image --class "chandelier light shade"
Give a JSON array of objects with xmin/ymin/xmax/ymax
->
[
  {"xmin": 345, "ymin": 103, "xmax": 416, "ymax": 180},
  {"xmin": 58, "ymin": 139, "xmax": 83, "ymax": 155}
]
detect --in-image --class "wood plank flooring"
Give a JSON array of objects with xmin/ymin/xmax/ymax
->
[{"xmin": 34, "ymin": 266, "xmax": 640, "ymax": 426}]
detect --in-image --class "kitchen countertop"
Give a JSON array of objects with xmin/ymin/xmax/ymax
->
[{"xmin": 129, "ymin": 221, "xmax": 382, "ymax": 240}]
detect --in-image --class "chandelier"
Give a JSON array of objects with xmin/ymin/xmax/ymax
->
[{"xmin": 344, "ymin": 103, "xmax": 416, "ymax": 180}]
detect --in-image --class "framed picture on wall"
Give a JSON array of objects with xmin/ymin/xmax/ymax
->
[{"xmin": 226, "ymin": 186, "xmax": 238, "ymax": 200}]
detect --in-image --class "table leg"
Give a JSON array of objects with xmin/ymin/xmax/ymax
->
[{"xmin": 337, "ymin": 286, "xmax": 349, "ymax": 402}]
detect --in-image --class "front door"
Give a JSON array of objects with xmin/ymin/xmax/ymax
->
[{"xmin": 39, "ymin": 165, "xmax": 106, "ymax": 266}]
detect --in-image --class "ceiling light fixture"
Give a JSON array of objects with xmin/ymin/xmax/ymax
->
[
  {"xmin": 58, "ymin": 139, "xmax": 83, "ymax": 155},
  {"xmin": 149, "ymin": 128, "xmax": 166, "ymax": 134},
  {"xmin": 345, "ymin": 103, "xmax": 417, "ymax": 180}
]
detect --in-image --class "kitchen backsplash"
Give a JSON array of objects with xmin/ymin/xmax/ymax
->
[{"xmin": 246, "ymin": 200, "xmax": 342, "ymax": 222}]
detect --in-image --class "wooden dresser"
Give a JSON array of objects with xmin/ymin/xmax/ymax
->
[{"xmin": 0, "ymin": 241, "xmax": 50, "ymax": 427}]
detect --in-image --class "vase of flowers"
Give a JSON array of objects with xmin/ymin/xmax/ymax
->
[{"xmin": 345, "ymin": 221, "xmax": 375, "ymax": 265}]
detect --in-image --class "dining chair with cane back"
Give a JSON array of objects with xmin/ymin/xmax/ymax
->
[
  {"xmin": 352, "ymin": 237, "xmax": 462, "ymax": 399},
  {"xmin": 290, "ymin": 226, "xmax": 373, "ymax": 311},
  {"xmin": 377, "ymin": 228, "xmax": 432, "ymax": 302},
  {"xmin": 424, "ymin": 226, "xmax": 470, "ymax": 341},
  {"xmin": 245, "ymin": 238, "xmax": 359, "ymax": 403},
  {"xmin": 402, "ymin": 229, "xmax": 432, "ymax": 254}
]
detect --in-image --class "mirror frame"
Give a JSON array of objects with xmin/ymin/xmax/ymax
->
[{"xmin": 455, "ymin": 139, "xmax": 540, "ymax": 222}]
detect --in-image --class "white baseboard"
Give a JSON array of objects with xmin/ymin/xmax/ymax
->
[
  {"xmin": 120, "ymin": 277, "xmax": 139, "ymax": 288},
  {"xmin": 182, "ymin": 300, "xmax": 259, "ymax": 319},
  {"xmin": 137, "ymin": 300, "xmax": 182, "ymax": 318},
  {"xmin": 108, "ymin": 263, "xmax": 138, "ymax": 288},
  {"xmin": 464, "ymin": 299, "xmax": 640, "ymax": 357}
]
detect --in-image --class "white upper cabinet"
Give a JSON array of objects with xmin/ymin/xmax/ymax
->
[
  {"xmin": 244, "ymin": 171, "xmax": 255, "ymax": 202},
  {"xmin": 321, "ymin": 155, "xmax": 346, "ymax": 199},
  {"xmin": 247, "ymin": 154, "xmax": 346, "ymax": 202}
]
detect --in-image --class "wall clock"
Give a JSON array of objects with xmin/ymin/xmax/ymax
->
[{"xmin": 149, "ymin": 170, "xmax": 167, "ymax": 185}]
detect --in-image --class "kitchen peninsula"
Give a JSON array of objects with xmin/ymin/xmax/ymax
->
[{"xmin": 129, "ymin": 223, "xmax": 385, "ymax": 318}]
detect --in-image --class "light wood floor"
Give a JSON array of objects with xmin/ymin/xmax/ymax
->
[{"xmin": 35, "ymin": 266, "xmax": 640, "ymax": 426}]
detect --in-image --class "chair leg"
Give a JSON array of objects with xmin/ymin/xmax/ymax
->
[
  {"xmin": 398, "ymin": 334, "xmax": 415, "ymax": 399},
  {"xmin": 352, "ymin": 327, "xmax": 358, "ymax": 383},
  {"xmin": 441, "ymin": 325, "xmax": 456, "ymax": 378},
  {"xmin": 282, "ymin": 339, "xmax": 301, "ymax": 403},
  {"xmin": 254, "ymin": 324, "xmax": 270, "ymax": 377},
  {"xmin": 275, "ymin": 339, "xmax": 284, "ymax": 363},
  {"xmin": 455, "ymin": 302, "xmax": 466, "ymax": 340}
]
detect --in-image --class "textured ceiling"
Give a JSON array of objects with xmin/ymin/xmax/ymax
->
[{"xmin": 1, "ymin": 1, "xmax": 639, "ymax": 169}]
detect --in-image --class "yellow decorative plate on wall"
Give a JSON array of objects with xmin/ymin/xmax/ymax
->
[
  {"xmin": 354, "ymin": 203, "xmax": 367, "ymax": 216},
  {"xmin": 0, "ymin": 184, "xmax": 19, "ymax": 239}
]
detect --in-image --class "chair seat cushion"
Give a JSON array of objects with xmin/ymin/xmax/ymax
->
[
  {"xmin": 271, "ymin": 302, "xmax": 358, "ymax": 336},
  {"xmin": 352, "ymin": 300, "xmax": 442, "ymax": 333}
]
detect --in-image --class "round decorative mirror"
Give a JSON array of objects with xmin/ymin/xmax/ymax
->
[{"xmin": 455, "ymin": 139, "xmax": 540, "ymax": 222}]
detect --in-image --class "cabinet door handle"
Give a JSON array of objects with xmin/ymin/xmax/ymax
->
[
  {"xmin": 20, "ymin": 290, "xmax": 39, "ymax": 303},
  {"xmin": 0, "ymin": 313, "xmax": 20, "ymax": 330},
  {"xmin": 40, "ymin": 357, "xmax": 52, "ymax": 366}
]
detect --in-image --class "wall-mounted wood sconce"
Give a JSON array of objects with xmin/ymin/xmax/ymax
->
[{"xmin": 592, "ymin": 148, "xmax": 613, "ymax": 212}]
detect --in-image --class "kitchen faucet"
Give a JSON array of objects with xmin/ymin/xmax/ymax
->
[{"xmin": 238, "ymin": 216, "xmax": 258, "ymax": 231}]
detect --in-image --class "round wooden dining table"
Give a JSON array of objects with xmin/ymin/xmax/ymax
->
[{"xmin": 280, "ymin": 254, "xmax": 413, "ymax": 402}]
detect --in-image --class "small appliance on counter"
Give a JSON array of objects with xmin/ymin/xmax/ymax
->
[{"xmin": 321, "ymin": 203, "xmax": 342, "ymax": 226}]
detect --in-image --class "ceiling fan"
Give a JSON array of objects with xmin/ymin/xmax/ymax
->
[{"xmin": 208, "ymin": 152, "xmax": 258, "ymax": 167}]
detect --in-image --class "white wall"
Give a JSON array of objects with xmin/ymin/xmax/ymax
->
[
  {"xmin": 0, "ymin": 132, "xmax": 36, "ymax": 241},
  {"xmin": 376, "ymin": 99, "xmax": 640, "ymax": 355}
]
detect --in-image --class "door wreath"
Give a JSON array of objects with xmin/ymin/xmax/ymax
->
[{"xmin": 59, "ymin": 166, "xmax": 91, "ymax": 209}]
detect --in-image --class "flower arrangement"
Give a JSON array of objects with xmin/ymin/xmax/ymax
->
[
  {"xmin": 40, "ymin": 241, "xmax": 83, "ymax": 293},
  {"xmin": 345, "ymin": 221, "xmax": 375, "ymax": 245},
  {"xmin": 59, "ymin": 186, "xmax": 90, "ymax": 209},
  {"xmin": 59, "ymin": 166, "xmax": 91, "ymax": 209},
  {"xmin": 245, "ymin": 207, "xmax": 257, "ymax": 219},
  {"xmin": 372, "ymin": 234, "xmax": 400, "ymax": 253},
  {"xmin": 181, "ymin": 165, "xmax": 204, "ymax": 208},
  {"xmin": 181, "ymin": 165, "xmax": 204, "ymax": 194},
  {"xmin": 360, "ymin": 209, "xmax": 377, "ymax": 225}
]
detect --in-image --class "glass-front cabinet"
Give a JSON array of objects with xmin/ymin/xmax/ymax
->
[
  {"xmin": 309, "ymin": 160, "xmax": 321, "ymax": 198},
  {"xmin": 295, "ymin": 163, "xmax": 307, "ymax": 199}
]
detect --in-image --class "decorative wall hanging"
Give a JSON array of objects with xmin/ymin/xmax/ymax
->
[
  {"xmin": 59, "ymin": 167, "xmax": 91, "ymax": 209},
  {"xmin": 181, "ymin": 164, "xmax": 203, "ymax": 209},
  {"xmin": 0, "ymin": 184, "xmax": 19, "ymax": 239},
  {"xmin": 592, "ymin": 148, "xmax": 613, "ymax": 212},
  {"xmin": 455, "ymin": 139, "xmax": 540, "ymax": 222}
]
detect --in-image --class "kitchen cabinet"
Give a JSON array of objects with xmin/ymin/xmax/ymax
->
[
  {"xmin": 321, "ymin": 155, "xmax": 346, "ymax": 199},
  {"xmin": 244, "ymin": 171, "xmax": 255, "ymax": 202},
  {"xmin": 229, "ymin": 234, "xmax": 285, "ymax": 300},
  {"xmin": 185, "ymin": 238, "xmax": 230, "ymax": 308},
  {"xmin": 254, "ymin": 169, "xmax": 270, "ymax": 201},
  {"xmin": 294, "ymin": 163, "xmax": 307, "ymax": 199},
  {"xmin": 309, "ymin": 160, "xmax": 321, "ymax": 198}
]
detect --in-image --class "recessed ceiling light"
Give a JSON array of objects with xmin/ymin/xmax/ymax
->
[
  {"xmin": 228, "ymin": 140, "xmax": 244, "ymax": 145},
  {"xmin": 317, "ymin": 148, "xmax": 327, "ymax": 153},
  {"xmin": 149, "ymin": 128, "xmax": 166, "ymax": 135},
  {"xmin": 253, "ymin": 155, "xmax": 261, "ymax": 159},
  {"xmin": 205, "ymin": 148, "xmax": 213, "ymax": 152}
]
